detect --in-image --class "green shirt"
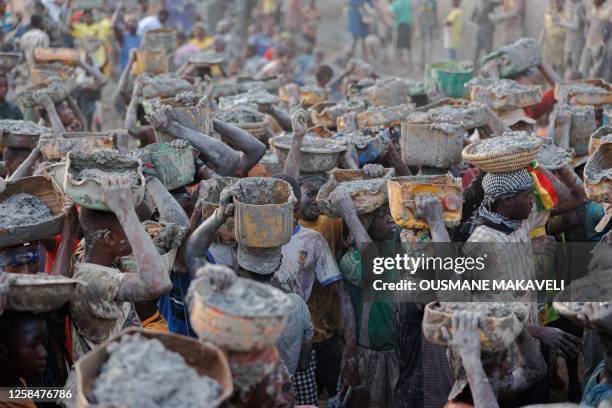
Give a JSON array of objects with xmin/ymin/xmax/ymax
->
[
  {"xmin": 0, "ymin": 101, "xmax": 22, "ymax": 120},
  {"xmin": 339, "ymin": 242, "xmax": 399, "ymax": 351},
  {"xmin": 390, "ymin": 0, "xmax": 413, "ymax": 27}
]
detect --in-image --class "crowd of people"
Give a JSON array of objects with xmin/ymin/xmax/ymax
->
[{"xmin": 0, "ymin": 0, "xmax": 611, "ymax": 407}]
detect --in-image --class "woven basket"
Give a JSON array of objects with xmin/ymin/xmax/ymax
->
[{"xmin": 462, "ymin": 139, "xmax": 542, "ymax": 173}]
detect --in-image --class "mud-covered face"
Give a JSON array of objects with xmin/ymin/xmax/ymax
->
[
  {"xmin": 494, "ymin": 189, "xmax": 534, "ymax": 220},
  {"xmin": 368, "ymin": 205, "xmax": 396, "ymax": 241},
  {"xmin": 299, "ymin": 180, "xmax": 324, "ymax": 222},
  {"xmin": 0, "ymin": 318, "xmax": 48, "ymax": 379}
]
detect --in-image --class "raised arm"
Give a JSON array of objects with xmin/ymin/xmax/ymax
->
[
  {"xmin": 150, "ymin": 110, "xmax": 241, "ymax": 176},
  {"xmin": 213, "ymin": 119, "xmax": 266, "ymax": 177},
  {"xmin": 49, "ymin": 204, "xmax": 80, "ymax": 277},
  {"xmin": 100, "ymin": 176, "xmax": 171, "ymax": 302},
  {"xmin": 443, "ymin": 311, "xmax": 500, "ymax": 408},
  {"xmin": 8, "ymin": 147, "xmax": 41, "ymax": 181},
  {"xmin": 282, "ymin": 108, "xmax": 309, "ymax": 182},
  {"xmin": 78, "ymin": 57, "xmax": 108, "ymax": 88},
  {"xmin": 546, "ymin": 163, "xmax": 588, "ymax": 216},
  {"xmin": 261, "ymin": 104, "xmax": 292, "ymax": 132},
  {"xmin": 146, "ymin": 176, "xmax": 190, "ymax": 228},
  {"xmin": 117, "ymin": 49, "xmax": 137, "ymax": 104},
  {"xmin": 33, "ymin": 91, "xmax": 65, "ymax": 135},
  {"xmin": 184, "ymin": 187, "xmax": 234, "ymax": 275}
]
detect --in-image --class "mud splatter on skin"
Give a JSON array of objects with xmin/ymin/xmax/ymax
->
[
  {"xmin": 472, "ymin": 132, "xmax": 541, "ymax": 155},
  {"xmin": 0, "ymin": 193, "xmax": 53, "ymax": 228},
  {"xmin": 69, "ymin": 150, "xmax": 141, "ymax": 185},
  {"xmin": 90, "ymin": 334, "xmax": 222, "ymax": 408}
]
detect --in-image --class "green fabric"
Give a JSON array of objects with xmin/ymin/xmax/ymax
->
[
  {"xmin": 390, "ymin": 0, "xmax": 413, "ymax": 27},
  {"xmin": 0, "ymin": 101, "xmax": 23, "ymax": 120},
  {"xmin": 339, "ymin": 243, "xmax": 399, "ymax": 351},
  {"xmin": 585, "ymin": 201, "xmax": 608, "ymax": 242},
  {"xmin": 418, "ymin": 0, "xmax": 437, "ymax": 30}
]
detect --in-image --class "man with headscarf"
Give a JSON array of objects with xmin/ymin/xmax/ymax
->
[{"xmin": 462, "ymin": 168, "xmax": 581, "ymax": 405}]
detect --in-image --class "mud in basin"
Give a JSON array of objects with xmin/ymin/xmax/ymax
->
[
  {"xmin": 0, "ymin": 193, "xmax": 53, "ymax": 228},
  {"xmin": 68, "ymin": 150, "xmax": 141, "ymax": 185}
]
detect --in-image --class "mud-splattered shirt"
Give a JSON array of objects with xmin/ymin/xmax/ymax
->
[
  {"xmin": 274, "ymin": 225, "xmax": 342, "ymax": 301},
  {"xmin": 70, "ymin": 263, "xmax": 141, "ymax": 361}
]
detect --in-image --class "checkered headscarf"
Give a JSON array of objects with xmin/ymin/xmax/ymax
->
[
  {"xmin": 467, "ymin": 169, "xmax": 534, "ymax": 234},
  {"xmin": 481, "ymin": 170, "xmax": 533, "ymax": 208}
]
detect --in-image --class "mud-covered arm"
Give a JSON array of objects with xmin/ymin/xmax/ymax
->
[
  {"xmin": 150, "ymin": 111, "xmax": 241, "ymax": 176},
  {"xmin": 101, "ymin": 176, "xmax": 171, "ymax": 302},
  {"xmin": 263, "ymin": 104, "xmax": 292, "ymax": 132},
  {"xmin": 331, "ymin": 188, "xmax": 373, "ymax": 247},
  {"xmin": 511, "ymin": 329, "xmax": 548, "ymax": 392},
  {"xmin": 33, "ymin": 91, "xmax": 65, "ymax": 135},
  {"xmin": 538, "ymin": 62, "xmax": 562, "ymax": 87},
  {"xmin": 50, "ymin": 205, "xmax": 80, "ymax": 277},
  {"xmin": 445, "ymin": 312, "xmax": 499, "ymax": 408},
  {"xmin": 416, "ymin": 196, "xmax": 451, "ymax": 243},
  {"xmin": 125, "ymin": 81, "xmax": 141, "ymax": 134},
  {"xmin": 66, "ymin": 96, "xmax": 87, "ymax": 131},
  {"xmin": 146, "ymin": 177, "xmax": 190, "ymax": 228},
  {"xmin": 117, "ymin": 50, "xmax": 136, "ymax": 104},
  {"xmin": 547, "ymin": 164, "xmax": 587, "ymax": 216},
  {"xmin": 331, "ymin": 279, "xmax": 360, "ymax": 388},
  {"xmin": 78, "ymin": 58, "xmax": 108, "ymax": 88},
  {"xmin": 184, "ymin": 197, "xmax": 233, "ymax": 276},
  {"xmin": 212, "ymin": 119, "xmax": 266, "ymax": 177},
  {"xmin": 8, "ymin": 147, "xmax": 41, "ymax": 181},
  {"xmin": 282, "ymin": 108, "xmax": 309, "ymax": 182}
]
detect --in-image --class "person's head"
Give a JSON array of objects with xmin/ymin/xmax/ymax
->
[
  {"xmin": 79, "ymin": 208, "xmax": 132, "ymax": 259},
  {"xmin": 0, "ymin": 73, "xmax": 8, "ymax": 103},
  {"xmin": 315, "ymin": 65, "xmax": 334, "ymax": 87},
  {"xmin": 37, "ymin": 100, "xmax": 80, "ymax": 131},
  {"xmin": 125, "ymin": 14, "xmax": 138, "ymax": 33},
  {"xmin": 0, "ymin": 0, "xmax": 6, "ymax": 15},
  {"xmin": 158, "ymin": 9, "xmax": 170, "ymax": 25},
  {"xmin": 30, "ymin": 14, "xmax": 45, "ymax": 30},
  {"xmin": 594, "ymin": 0, "xmax": 606, "ymax": 7},
  {"xmin": 552, "ymin": 0, "xmax": 564, "ymax": 12},
  {"xmin": 81, "ymin": 9, "xmax": 93, "ymax": 25},
  {"xmin": 452, "ymin": 0, "xmax": 461, "ymax": 7},
  {"xmin": 2, "ymin": 146, "xmax": 31, "ymax": 175},
  {"xmin": 192, "ymin": 22, "xmax": 206, "ymax": 40},
  {"xmin": 273, "ymin": 173, "xmax": 301, "ymax": 222},
  {"xmin": 213, "ymin": 37, "xmax": 226, "ymax": 53},
  {"xmin": 138, "ymin": 0, "xmax": 148, "ymax": 13},
  {"xmin": 0, "ymin": 244, "xmax": 40, "ymax": 274},
  {"xmin": 0, "ymin": 312, "xmax": 47, "ymax": 381},
  {"xmin": 299, "ymin": 176, "xmax": 326, "ymax": 222},
  {"xmin": 33, "ymin": 2, "xmax": 46, "ymax": 16},
  {"xmin": 483, "ymin": 170, "xmax": 534, "ymax": 220},
  {"xmin": 366, "ymin": 204, "xmax": 396, "ymax": 241}
]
